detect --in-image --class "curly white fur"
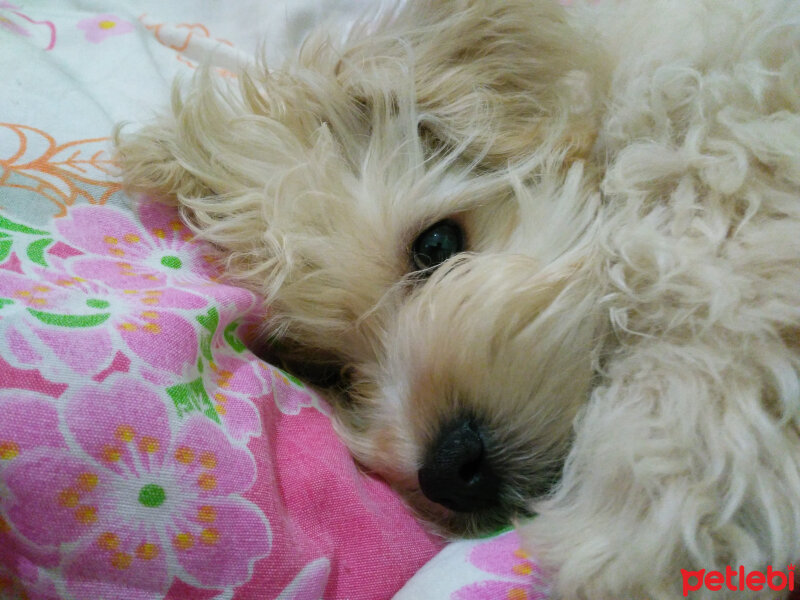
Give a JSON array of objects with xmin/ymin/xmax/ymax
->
[{"xmin": 116, "ymin": 0, "xmax": 800, "ymax": 597}]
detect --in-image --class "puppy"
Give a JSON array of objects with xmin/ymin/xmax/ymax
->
[{"xmin": 116, "ymin": 0, "xmax": 800, "ymax": 598}]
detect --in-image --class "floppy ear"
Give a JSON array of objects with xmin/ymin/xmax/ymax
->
[
  {"xmin": 114, "ymin": 92, "xmax": 214, "ymax": 205},
  {"xmin": 114, "ymin": 67, "xmax": 322, "ymax": 203},
  {"xmin": 331, "ymin": 0, "xmax": 609, "ymax": 167},
  {"xmin": 114, "ymin": 64, "xmax": 356, "ymax": 274}
]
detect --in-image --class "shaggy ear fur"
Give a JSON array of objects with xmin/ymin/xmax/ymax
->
[
  {"xmin": 114, "ymin": 91, "xmax": 215, "ymax": 204},
  {"xmin": 329, "ymin": 0, "xmax": 609, "ymax": 167}
]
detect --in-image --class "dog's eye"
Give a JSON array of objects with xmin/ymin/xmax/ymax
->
[{"xmin": 411, "ymin": 219, "xmax": 464, "ymax": 272}]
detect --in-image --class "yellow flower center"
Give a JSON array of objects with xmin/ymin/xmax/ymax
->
[
  {"xmin": 173, "ymin": 532, "xmax": 194, "ymax": 550},
  {"xmin": 111, "ymin": 552, "xmax": 132, "ymax": 570},
  {"xmin": 0, "ymin": 441, "xmax": 19, "ymax": 460},
  {"xmin": 97, "ymin": 532, "xmax": 120, "ymax": 550},
  {"xmin": 136, "ymin": 542, "xmax": 159, "ymax": 560},
  {"xmin": 508, "ymin": 589, "xmax": 528, "ymax": 600},
  {"xmin": 200, "ymin": 528, "xmax": 220, "ymax": 546}
]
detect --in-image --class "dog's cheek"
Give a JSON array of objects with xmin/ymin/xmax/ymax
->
[{"xmin": 326, "ymin": 370, "xmax": 420, "ymax": 483}]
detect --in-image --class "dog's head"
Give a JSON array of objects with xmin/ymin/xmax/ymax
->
[{"xmin": 116, "ymin": 0, "xmax": 609, "ymax": 534}]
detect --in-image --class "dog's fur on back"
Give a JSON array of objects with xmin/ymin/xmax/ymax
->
[{"xmin": 116, "ymin": 0, "xmax": 800, "ymax": 598}]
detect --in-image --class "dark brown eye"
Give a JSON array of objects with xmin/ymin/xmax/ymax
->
[{"xmin": 411, "ymin": 219, "xmax": 464, "ymax": 272}]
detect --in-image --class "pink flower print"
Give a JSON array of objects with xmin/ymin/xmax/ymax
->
[
  {"xmin": 0, "ymin": 393, "xmax": 69, "ymax": 598},
  {"xmin": 0, "ymin": 392, "xmax": 67, "ymax": 474},
  {"xmin": 2, "ymin": 379, "xmax": 271, "ymax": 598},
  {"xmin": 0, "ymin": 562, "xmax": 60, "ymax": 600},
  {"xmin": 0, "ymin": 3, "xmax": 56, "ymax": 50},
  {"xmin": 0, "ymin": 266, "xmax": 206, "ymax": 375},
  {"xmin": 77, "ymin": 13, "xmax": 133, "ymax": 44},
  {"xmin": 57, "ymin": 203, "xmax": 257, "ymax": 321},
  {"xmin": 5, "ymin": 322, "xmax": 43, "ymax": 365},
  {"xmin": 0, "ymin": 521, "xmax": 61, "ymax": 600},
  {"xmin": 0, "ymin": 345, "xmax": 68, "ymax": 399},
  {"xmin": 260, "ymin": 361, "xmax": 331, "ymax": 417},
  {"xmin": 452, "ymin": 531, "xmax": 549, "ymax": 600},
  {"xmin": 0, "ymin": 526, "xmax": 61, "ymax": 600},
  {"xmin": 157, "ymin": 305, "xmax": 264, "ymax": 439},
  {"xmin": 56, "ymin": 204, "xmax": 215, "ymax": 287},
  {"xmin": 0, "ymin": 269, "xmax": 115, "ymax": 376},
  {"xmin": 0, "ymin": 12, "xmax": 27, "ymax": 37},
  {"xmin": 201, "ymin": 354, "xmax": 263, "ymax": 441}
]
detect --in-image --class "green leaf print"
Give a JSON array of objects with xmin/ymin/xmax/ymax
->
[
  {"xmin": 166, "ymin": 378, "xmax": 221, "ymax": 425},
  {"xmin": 0, "ymin": 235, "xmax": 11, "ymax": 263},
  {"xmin": 27, "ymin": 308, "xmax": 110, "ymax": 327},
  {"xmin": 26, "ymin": 237, "xmax": 53, "ymax": 266},
  {"xmin": 224, "ymin": 321, "xmax": 247, "ymax": 353},
  {"xmin": 0, "ymin": 214, "xmax": 49, "ymax": 236}
]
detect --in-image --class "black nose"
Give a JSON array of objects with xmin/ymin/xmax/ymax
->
[{"xmin": 418, "ymin": 418, "xmax": 501, "ymax": 512}]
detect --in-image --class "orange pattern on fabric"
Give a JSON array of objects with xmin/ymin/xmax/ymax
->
[
  {"xmin": 138, "ymin": 16, "xmax": 236, "ymax": 77},
  {"xmin": 0, "ymin": 123, "xmax": 121, "ymax": 217}
]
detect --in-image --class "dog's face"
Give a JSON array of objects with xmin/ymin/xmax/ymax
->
[
  {"xmin": 116, "ymin": 0, "xmax": 608, "ymax": 534},
  {"xmin": 337, "ymin": 248, "xmax": 605, "ymax": 533}
]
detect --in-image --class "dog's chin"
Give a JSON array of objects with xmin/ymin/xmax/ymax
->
[
  {"xmin": 403, "ymin": 488, "xmax": 525, "ymax": 537},
  {"xmin": 354, "ymin": 465, "xmax": 521, "ymax": 537}
]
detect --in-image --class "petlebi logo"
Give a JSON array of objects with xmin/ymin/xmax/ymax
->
[{"xmin": 681, "ymin": 565, "xmax": 796, "ymax": 596}]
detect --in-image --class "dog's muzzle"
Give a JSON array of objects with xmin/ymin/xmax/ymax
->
[{"xmin": 418, "ymin": 417, "xmax": 501, "ymax": 513}]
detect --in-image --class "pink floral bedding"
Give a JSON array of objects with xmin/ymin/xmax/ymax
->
[{"xmin": 0, "ymin": 195, "xmax": 442, "ymax": 598}]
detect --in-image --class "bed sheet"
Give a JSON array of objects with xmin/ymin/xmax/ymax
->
[{"xmin": 0, "ymin": 1, "xmax": 550, "ymax": 599}]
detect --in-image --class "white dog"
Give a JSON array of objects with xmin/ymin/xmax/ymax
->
[{"xmin": 116, "ymin": 0, "xmax": 800, "ymax": 597}]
